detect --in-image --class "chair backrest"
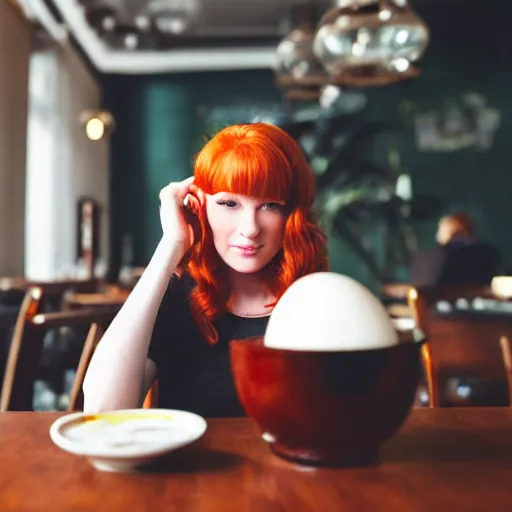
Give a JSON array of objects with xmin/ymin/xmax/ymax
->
[
  {"xmin": 0, "ymin": 299, "xmax": 119, "ymax": 411},
  {"xmin": 408, "ymin": 284, "xmax": 494, "ymax": 326},
  {"xmin": 381, "ymin": 282, "xmax": 412, "ymax": 301},
  {"xmin": 0, "ymin": 278, "xmax": 101, "ymax": 313},
  {"xmin": 408, "ymin": 285, "xmax": 512, "ymax": 407},
  {"xmin": 0, "ymin": 277, "xmax": 100, "ymax": 294},
  {"xmin": 0, "ymin": 287, "xmax": 44, "ymax": 411}
]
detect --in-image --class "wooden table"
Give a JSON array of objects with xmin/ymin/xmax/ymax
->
[{"xmin": 1, "ymin": 408, "xmax": 512, "ymax": 511}]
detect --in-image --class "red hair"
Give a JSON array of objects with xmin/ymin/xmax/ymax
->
[
  {"xmin": 442, "ymin": 213, "xmax": 475, "ymax": 241},
  {"xmin": 184, "ymin": 123, "xmax": 328, "ymax": 344}
]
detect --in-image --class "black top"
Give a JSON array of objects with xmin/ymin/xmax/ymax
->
[
  {"xmin": 409, "ymin": 241, "xmax": 501, "ymax": 287},
  {"xmin": 148, "ymin": 274, "xmax": 269, "ymax": 417}
]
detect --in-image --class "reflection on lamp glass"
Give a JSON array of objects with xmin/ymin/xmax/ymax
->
[
  {"xmin": 276, "ymin": 28, "xmax": 324, "ymax": 79},
  {"xmin": 313, "ymin": 0, "xmax": 429, "ymax": 82},
  {"xmin": 395, "ymin": 173, "xmax": 412, "ymax": 201},
  {"xmin": 155, "ymin": 15, "xmax": 188, "ymax": 34},
  {"xmin": 135, "ymin": 16, "xmax": 151, "ymax": 31},
  {"xmin": 124, "ymin": 34, "xmax": 139, "ymax": 50},
  {"xmin": 102, "ymin": 16, "xmax": 116, "ymax": 31},
  {"xmin": 149, "ymin": 0, "xmax": 200, "ymax": 34}
]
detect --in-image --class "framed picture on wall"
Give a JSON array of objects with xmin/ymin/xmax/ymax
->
[{"xmin": 76, "ymin": 197, "xmax": 100, "ymax": 280}]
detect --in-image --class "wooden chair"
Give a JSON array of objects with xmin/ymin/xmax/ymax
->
[
  {"xmin": 382, "ymin": 282, "xmax": 412, "ymax": 301},
  {"xmin": 0, "ymin": 287, "xmax": 44, "ymax": 411},
  {"xmin": 382, "ymin": 282, "xmax": 413, "ymax": 319},
  {"xmin": 0, "ymin": 277, "xmax": 102, "ymax": 330},
  {"xmin": 408, "ymin": 285, "xmax": 512, "ymax": 407},
  {"xmin": 0, "ymin": 291, "xmax": 119, "ymax": 411}
]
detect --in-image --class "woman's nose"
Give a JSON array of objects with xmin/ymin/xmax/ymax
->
[{"xmin": 239, "ymin": 210, "xmax": 260, "ymax": 239}]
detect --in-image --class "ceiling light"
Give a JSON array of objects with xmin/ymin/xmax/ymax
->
[
  {"xmin": 79, "ymin": 110, "xmax": 115, "ymax": 141},
  {"xmin": 102, "ymin": 16, "xmax": 116, "ymax": 32},
  {"xmin": 313, "ymin": 0, "xmax": 429, "ymax": 85},
  {"xmin": 276, "ymin": 28, "xmax": 324, "ymax": 80},
  {"xmin": 85, "ymin": 118, "xmax": 105, "ymax": 141},
  {"xmin": 135, "ymin": 16, "xmax": 151, "ymax": 31}
]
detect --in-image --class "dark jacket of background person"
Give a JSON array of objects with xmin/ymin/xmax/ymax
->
[{"xmin": 409, "ymin": 239, "xmax": 501, "ymax": 287}]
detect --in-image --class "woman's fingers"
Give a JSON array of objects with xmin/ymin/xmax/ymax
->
[
  {"xmin": 158, "ymin": 177, "xmax": 197, "ymax": 247},
  {"xmin": 189, "ymin": 183, "xmax": 206, "ymax": 206},
  {"xmin": 187, "ymin": 195, "xmax": 200, "ymax": 213}
]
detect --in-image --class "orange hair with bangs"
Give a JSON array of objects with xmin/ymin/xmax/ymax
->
[{"xmin": 184, "ymin": 123, "xmax": 327, "ymax": 344}]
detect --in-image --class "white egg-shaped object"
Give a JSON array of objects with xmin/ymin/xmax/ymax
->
[{"xmin": 264, "ymin": 272, "xmax": 399, "ymax": 351}]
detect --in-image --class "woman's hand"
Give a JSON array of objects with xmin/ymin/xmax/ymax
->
[{"xmin": 159, "ymin": 177, "xmax": 202, "ymax": 255}]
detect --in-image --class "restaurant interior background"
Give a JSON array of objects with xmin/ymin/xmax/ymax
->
[
  {"xmin": 4, "ymin": 4, "xmax": 512, "ymax": 496},
  {"xmin": 1, "ymin": 0, "xmax": 510, "ymax": 293},
  {"xmin": 0, "ymin": 0, "xmax": 511, "ymax": 417}
]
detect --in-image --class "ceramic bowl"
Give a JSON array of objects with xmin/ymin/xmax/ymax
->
[
  {"xmin": 49, "ymin": 409, "xmax": 207, "ymax": 472},
  {"xmin": 230, "ymin": 330, "xmax": 425, "ymax": 467}
]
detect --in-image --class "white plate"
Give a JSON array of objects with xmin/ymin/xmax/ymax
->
[{"xmin": 49, "ymin": 409, "xmax": 207, "ymax": 472}]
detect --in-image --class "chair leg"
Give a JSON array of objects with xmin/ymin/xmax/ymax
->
[
  {"xmin": 422, "ymin": 342, "xmax": 440, "ymax": 407},
  {"xmin": 499, "ymin": 336, "xmax": 512, "ymax": 407}
]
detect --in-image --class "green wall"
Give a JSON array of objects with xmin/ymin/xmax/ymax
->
[{"xmin": 103, "ymin": 1, "xmax": 512, "ymax": 284}]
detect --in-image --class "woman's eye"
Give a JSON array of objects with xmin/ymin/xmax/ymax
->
[
  {"xmin": 217, "ymin": 200, "xmax": 237, "ymax": 208},
  {"xmin": 262, "ymin": 202, "xmax": 284, "ymax": 211}
]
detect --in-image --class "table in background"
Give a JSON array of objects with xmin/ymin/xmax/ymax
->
[
  {"xmin": 1, "ymin": 408, "xmax": 511, "ymax": 511},
  {"xmin": 64, "ymin": 286, "xmax": 130, "ymax": 309}
]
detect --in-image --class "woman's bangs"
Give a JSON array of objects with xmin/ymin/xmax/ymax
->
[{"xmin": 207, "ymin": 145, "xmax": 293, "ymax": 202}]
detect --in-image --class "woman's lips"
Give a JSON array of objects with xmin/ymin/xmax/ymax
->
[{"xmin": 232, "ymin": 245, "xmax": 261, "ymax": 256}]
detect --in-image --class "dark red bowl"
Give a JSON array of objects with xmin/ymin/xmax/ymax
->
[{"xmin": 229, "ymin": 330, "xmax": 425, "ymax": 466}]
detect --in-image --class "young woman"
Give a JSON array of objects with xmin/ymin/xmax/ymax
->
[{"xmin": 83, "ymin": 123, "xmax": 328, "ymax": 417}]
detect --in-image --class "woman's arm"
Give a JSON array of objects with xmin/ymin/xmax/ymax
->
[
  {"xmin": 83, "ymin": 177, "xmax": 200, "ymax": 413},
  {"xmin": 83, "ymin": 237, "xmax": 184, "ymax": 412}
]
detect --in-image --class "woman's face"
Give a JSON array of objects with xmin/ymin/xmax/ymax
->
[
  {"xmin": 205, "ymin": 192, "xmax": 287, "ymax": 274},
  {"xmin": 436, "ymin": 217, "xmax": 458, "ymax": 245}
]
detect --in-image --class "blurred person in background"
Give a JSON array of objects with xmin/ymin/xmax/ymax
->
[{"xmin": 409, "ymin": 212, "xmax": 501, "ymax": 287}]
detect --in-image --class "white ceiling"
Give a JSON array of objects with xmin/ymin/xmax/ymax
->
[
  {"xmin": 25, "ymin": 0, "xmax": 317, "ymax": 73},
  {"xmin": 21, "ymin": 0, "xmax": 468, "ymax": 74},
  {"xmin": 101, "ymin": 0, "xmax": 308, "ymax": 36}
]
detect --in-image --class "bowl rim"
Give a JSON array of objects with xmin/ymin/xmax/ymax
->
[
  {"xmin": 229, "ymin": 328, "xmax": 427, "ymax": 355},
  {"xmin": 49, "ymin": 408, "xmax": 207, "ymax": 459}
]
